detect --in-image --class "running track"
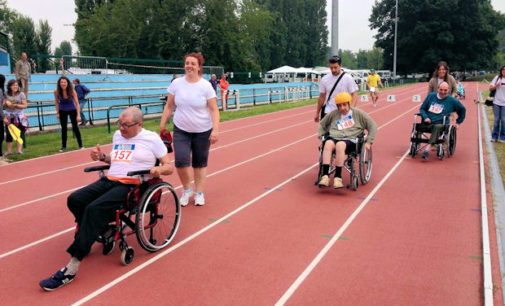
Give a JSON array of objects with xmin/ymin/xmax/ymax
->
[{"xmin": 0, "ymin": 82, "xmax": 501, "ymax": 305}]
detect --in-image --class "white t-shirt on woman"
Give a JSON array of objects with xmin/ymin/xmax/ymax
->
[
  {"xmin": 167, "ymin": 76, "xmax": 217, "ymax": 133},
  {"xmin": 491, "ymin": 76, "xmax": 505, "ymax": 106}
]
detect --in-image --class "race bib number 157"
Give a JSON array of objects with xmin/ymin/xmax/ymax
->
[{"xmin": 111, "ymin": 144, "xmax": 135, "ymax": 162}]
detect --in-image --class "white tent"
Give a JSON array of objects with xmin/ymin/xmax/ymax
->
[{"xmin": 267, "ymin": 65, "xmax": 297, "ymax": 74}]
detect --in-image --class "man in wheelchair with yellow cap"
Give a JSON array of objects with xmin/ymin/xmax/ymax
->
[{"xmin": 317, "ymin": 92, "xmax": 377, "ymax": 189}]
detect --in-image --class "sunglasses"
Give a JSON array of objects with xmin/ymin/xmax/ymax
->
[
  {"xmin": 115, "ymin": 120, "xmax": 139, "ymax": 129},
  {"xmin": 328, "ymin": 56, "xmax": 342, "ymax": 64}
]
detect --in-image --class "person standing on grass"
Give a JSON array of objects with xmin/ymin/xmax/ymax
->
[
  {"xmin": 160, "ymin": 52, "xmax": 219, "ymax": 207},
  {"xmin": 218, "ymin": 74, "xmax": 229, "ymax": 108},
  {"xmin": 3, "ymin": 79, "xmax": 28, "ymax": 156},
  {"xmin": 73, "ymin": 78, "xmax": 91, "ymax": 126},
  {"xmin": 489, "ymin": 65, "xmax": 505, "ymax": 142},
  {"xmin": 55, "ymin": 76, "xmax": 84, "ymax": 152}
]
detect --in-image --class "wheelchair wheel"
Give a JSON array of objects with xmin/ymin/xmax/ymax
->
[
  {"xmin": 136, "ymin": 182, "xmax": 181, "ymax": 252},
  {"xmin": 352, "ymin": 175, "xmax": 359, "ymax": 191},
  {"xmin": 120, "ymin": 246, "xmax": 135, "ymax": 265},
  {"xmin": 447, "ymin": 125, "xmax": 457, "ymax": 157},
  {"xmin": 359, "ymin": 146, "xmax": 373, "ymax": 185}
]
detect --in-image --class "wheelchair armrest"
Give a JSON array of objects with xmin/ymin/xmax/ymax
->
[
  {"xmin": 84, "ymin": 165, "xmax": 110, "ymax": 172},
  {"xmin": 127, "ymin": 169, "xmax": 151, "ymax": 176}
]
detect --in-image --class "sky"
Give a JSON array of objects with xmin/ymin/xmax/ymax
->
[{"xmin": 5, "ymin": 0, "xmax": 505, "ymax": 54}]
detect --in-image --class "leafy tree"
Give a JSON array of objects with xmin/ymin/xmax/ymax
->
[
  {"xmin": 370, "ymin": 0, "xmax": 505, "ymax": 74},
  {"xmin": 35, "ymin": 20, "xmax": 52, "ymax": 72},
  {"xmin": 0, "ymin": 0, "xmax": 16, "ymax": 33},
  {"xmin": 338, "ymin": 49, "xmax": 357, "ymax": 69},
  {"xmin": 54, "ymin": 40, "xmax": 72, "ymax": 57},
  {"xmin": 366, "ymin": 47, "xmax": 384, "ymax": 70},
  {"xmin": 10, "ymin": 15, "xmax": 37, "ymax": 59}
]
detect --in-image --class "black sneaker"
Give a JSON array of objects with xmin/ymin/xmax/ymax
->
[
  {"xmin": 421, "ymin": 151, "xmax": 429, "ymax": 160},
  {"xmin": 100, "ymin": 227, "xmax": 116, "ymax": 255},
  {"xmin": 39, "ymin": 267, "xmax": 75, "ymax": 291}
]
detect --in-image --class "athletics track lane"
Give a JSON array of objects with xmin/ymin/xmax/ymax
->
[{"xmin": 2, "ymin": 82, "xmax": 495, "ymax": 305}]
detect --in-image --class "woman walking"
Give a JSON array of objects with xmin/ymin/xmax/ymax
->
[
  {"xmin": 427, "ymin": 61, "xmax": 457, "ymax": 96},
  {"xmin": 160, "ymin": 52, "xmax": 219, "ymax": 206},
  {"xmin": 54, "ymin": 76, "xmax": 83, "ymax": 152},
  {"xmin": 490, "ymin": 65, "xmax": 505, "ymax": 142}
]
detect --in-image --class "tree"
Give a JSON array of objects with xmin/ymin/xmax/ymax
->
[
  {"xmin": 10, "ymin": 15, "xmax": 37, "ymax": 59},
  {"xmin": 370, "ymin": 0, "xmax": 505, "ymax": 74},
  {"xmin": 36, "ymin": 20, "xmax": 52, "ymax": 72},
  {"xmin": 54, "ymin": 40, "xmax": 72, "ymax": 57}
]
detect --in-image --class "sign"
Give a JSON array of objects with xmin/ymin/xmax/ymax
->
[
  {"xmin": 360, "ymin": 95, "xmax": 369, "ymax": 102},
  {"xmin": 387, "ymin": 95, "xmax": 396, "ymax": 102},
  {"xmin": 412, "ymin": 95, "xmax": 421, "ymax": 102}
]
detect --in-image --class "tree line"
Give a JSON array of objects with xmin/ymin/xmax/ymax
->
[{"xmin": 1, "ymin": 0, "xmax": 505, "ymax": 75}]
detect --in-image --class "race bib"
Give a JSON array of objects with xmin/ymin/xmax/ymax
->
[
  {"xmin": 336, "ymin": 115, "xmax": 355, "ymax": 130},
  {"xmin": 428, "ymin": 103, "xmax": 444, "ymax": 114},
  {"xmin": 111, "ymin": 144, "xmax": 135, "ymax": 162}
]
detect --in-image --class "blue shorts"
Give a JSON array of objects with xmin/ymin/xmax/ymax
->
[{"xmin": 173, "ymin": 125, "xmax": 212, "ymax": 168}]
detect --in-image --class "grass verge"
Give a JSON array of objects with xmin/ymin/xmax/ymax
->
[{"xmin": 1, "ymin": 99, "xmax": 316, "ymax": 162}]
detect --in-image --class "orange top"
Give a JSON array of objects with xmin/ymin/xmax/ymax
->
[{"xmin": 107, "ymin": 176, "xmax": 141, "ymax": 185}]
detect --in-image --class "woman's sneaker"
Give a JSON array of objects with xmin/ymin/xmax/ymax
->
[
  {"xmin": 194, "ymin": 192, "xmax": 205, "ymax": 206},
  {"xmin": 180, "ymin": 188, "xmax": 193, "ymax": 207},
  {"xmin": 39, "ymin": 267, "xmax": 75, "ymax": 291}
]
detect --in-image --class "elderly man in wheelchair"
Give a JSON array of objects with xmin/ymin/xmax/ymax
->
[
  {"xmin": 39, "ymin": 107, "xmax": 177, "ymax": 291},
  {"xmin": 317, "ymin": 92, "xmax": 377, "ymax": 190},
  {"xmin": 412, "ymin": 81, "xmax": 466, "ymax": 160}
]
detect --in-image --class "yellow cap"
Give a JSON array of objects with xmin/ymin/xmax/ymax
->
[{"xmin": 335, "ymin": 92, "xmax": 351, "ymax": 105}]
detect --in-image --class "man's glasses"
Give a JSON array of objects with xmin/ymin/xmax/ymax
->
[
  {"xmin": 115, "ymin": 120, "xmax": 139, "ymax": 129},
  {"xmin": 329, "ymin": 55, "xmax": 341, "ymax": 64}
]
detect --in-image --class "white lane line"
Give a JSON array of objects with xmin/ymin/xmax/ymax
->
[
  {"xmin": 71, "ymin": 102, "xmax": 418, "ymax": 305},
  {"xmin": 0, "ymin": 228, "xmax": 75, "ymax": 259},
  {"xmin": 221, "ymin": 109, "xmax": 314, "ymax": 134},
  {"xmin": 71, "ymin": 164, "xmax": 319, "ymax": 306},
  {"xmin": 275, "ymin": 149, "xmax": 410, "ymax": 306},
  {"xmin": 0, "ymin": 134, "xmax": 316, "ymax": 258}
]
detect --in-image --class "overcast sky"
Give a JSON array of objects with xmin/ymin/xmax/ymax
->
[{"xmin": 5, "ymin": 0, "xmax": 505, "ymax": 54}]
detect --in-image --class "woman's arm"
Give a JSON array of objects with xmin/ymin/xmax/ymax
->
[
  {"xmin": 159, "ymin": 94, "xmax": 175, "ymax": 130},
  {"xmin": 207, "ymin": 97, "xmax": 219, "ymax": 144}
]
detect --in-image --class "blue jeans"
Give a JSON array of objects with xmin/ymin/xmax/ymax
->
[
  {"xmin": 79, "ymin": 99, "xmax": 87, "ymax": 121},
  {"xmin": 492, "ymin": 104, "xmax": 505, "ymax": 140}
]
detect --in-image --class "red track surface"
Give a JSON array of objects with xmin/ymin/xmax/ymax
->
[{"xmin": 0, "ymin": 82, "xmax": 501, "ymax": 305}]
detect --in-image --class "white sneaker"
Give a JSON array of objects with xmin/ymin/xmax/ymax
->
[
  {"xmin": 179, "ymin": 189, "xmax": 193, "ymax": 207},
  {"xmin": 194, "ymin": 192, "xmax": 205, "ymax": 206}
]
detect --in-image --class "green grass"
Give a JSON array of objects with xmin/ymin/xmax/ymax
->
[{"xmin": 2, "ymin": 99, "xmax": 317, "ymax": 162}]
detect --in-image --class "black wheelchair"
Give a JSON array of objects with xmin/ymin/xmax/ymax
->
[
  {"xmin": 83, "ymin": 165, "xmax": 181, "ymax": 265},
  {"xmin": 409, "ymin": 113, "xmax": 457, "ymax": 160},
  {"xmin": 315, "ymin": 133, "xmax": 373, "ymax": 191}
]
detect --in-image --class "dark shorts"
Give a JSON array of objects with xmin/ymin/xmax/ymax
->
[
  {"xmin": 173, "ymin": 125, "xmax": 212, "ymax": 168},
  {"xmin": 326, "ymin": 138, "xmax": 357, "ymax": 155}
]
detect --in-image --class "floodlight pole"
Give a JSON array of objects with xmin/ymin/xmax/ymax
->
[
  {"xmin": 393, "ymin": 0, "xmax": 398, "ymax": 78},
  {"xmin": 330, "ymin": 0, "xmax": 339, "ymax": 56}
]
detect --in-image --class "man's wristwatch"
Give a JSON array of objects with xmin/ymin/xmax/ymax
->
[{"xmin": 99, "ymin": 153, "xmax": 106, "ymax": 161}]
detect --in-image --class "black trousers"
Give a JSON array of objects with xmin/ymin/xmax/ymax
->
[
  {"xmin": 0, "ymin": 121, "xmax": 3, "ymax": 155},
  {"xmin": 59, "ymin": 110, "xmax": 82, "ymax": 148},
  {"xmin": 66, "ymin": 177, "xmax": 134, "ymax": 260}
]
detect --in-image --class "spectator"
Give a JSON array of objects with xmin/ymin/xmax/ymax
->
[
  {"xmin": 159, "ymin": 52, "xmax": 219, "ymax": 206},
  {"xmin": 218, "ymin": 74, "xmax": 230, "ymax": 108},
  {"xmin": 54, "ymin": 76, "xmax": 84, "ymax": 152},
  {"xmin": 489, "ymin": 65, "xmax": 505, "ymax": 142},
  {"xmin": 209, "ymin": 74, "xmax": 218, "ymax": 92},
  {"xmin": 14, "ymin": 52, "xmax": 31, "ymax": 98},
  {"xmin": 3, "ymin": 79, "xmax": 28, "ymax": 156},
  {"xmin": 428, "ymin": 61, "xmax": 457, "ymax": 97},
  {"xmin": 366, "ymin": 68, "xmax": 384, "ymax": 107},
  {"xmin": 171, "ymin": 74, "xmax": 178, "ymax": 83},
  {"xmin": 73, "ymin": 78, "xmax": 91, "ymax": 126}
]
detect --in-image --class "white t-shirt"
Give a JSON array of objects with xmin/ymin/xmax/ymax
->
[
  {"xmin": 491, "ymin": 76, "xmax": 505, "ymax": 106},
  {"xmin": 107, "ymin": 129, "xmax": 168, "ymax": 178},
  {"xmin": 167, "ymin": 76, "xmax": 217, "ymax": 133},
  {"xmin": 319, "ymin": 72, "xmax": 358, "ymax": 113}
]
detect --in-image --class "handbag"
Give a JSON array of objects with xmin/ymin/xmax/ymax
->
[{"xmin": 485, "ymin": 90, "xmax": 495, "ymax": 106}]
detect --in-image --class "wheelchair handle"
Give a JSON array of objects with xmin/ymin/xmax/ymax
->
[
  {"xmin": 84, "ymin": 165, "xmax": 110, "ymax": 172},
  {"xmin": 127, "ymin": 169, "xmax": 151, "ymax": 176}
]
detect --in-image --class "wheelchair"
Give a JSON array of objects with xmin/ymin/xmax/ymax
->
[
  {"xmin": 409, "ymin": 113, "xmax": 457, "ymax": 160},
  {"xmin": 315, "ymin": 133, "xmax": 373, "ymax": 191},
  {"xmin": 83, "ymin": 165, "xmax": 181, "ymax": 265}
]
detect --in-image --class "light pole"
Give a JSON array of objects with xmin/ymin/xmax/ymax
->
[
  {"xmin": 393, "ymin": 0, "xmax": 398, "ymax": 78},
  {"xmin": 330, "ymin": 0, "xmax": 339, "ymax": 56}
]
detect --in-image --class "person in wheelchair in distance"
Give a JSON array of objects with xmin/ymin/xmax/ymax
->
[
  {"xmin": 318, "ymin": 92, "xmax": 377, "ymax": 189},
  {"xmin": 39, "ymin": 107, "xmax": 173, "ymax": 291},
  {"xmin": 418, "ymin": 81, "xmax": 466, "ymax": 160}
]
